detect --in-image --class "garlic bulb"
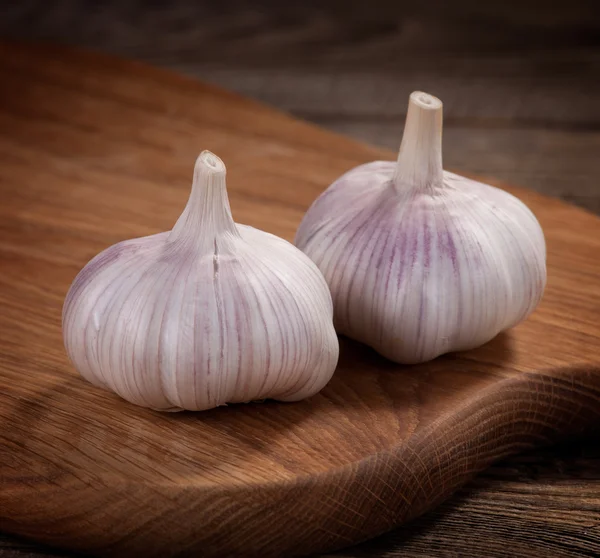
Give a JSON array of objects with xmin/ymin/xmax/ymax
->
[
  {"xmin": 295, "ymin": 92, "xmax": 546, "ymax": 364},
  {"xmin": 63, "ymin": 151, "xmax": 339, "ymax": 411}
]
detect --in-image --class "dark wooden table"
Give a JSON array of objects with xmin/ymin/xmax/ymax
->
[{"xmin": 1, "ymin": 1, "xmax": 599, "ymax": 556}]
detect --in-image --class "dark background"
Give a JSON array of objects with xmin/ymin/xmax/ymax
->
[
  {"xmin": 1, "ymin": 1, "xmax": 599, "ymax": 557},
  {"xmin": 1, "ymin": 0, "xmax": 599, "ymax": 212}
]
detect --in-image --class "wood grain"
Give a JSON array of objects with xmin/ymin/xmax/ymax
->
[
  {"xmin": 3, "ymin": 439, "xmax": 600, "ymax": 558},
  {"xmin": 330, "ymin": 437, "xmax": 600, "ymax": 558},
  {"xmin": 0, "ymin": 42, "xmax": 600, "ymax": 558}
]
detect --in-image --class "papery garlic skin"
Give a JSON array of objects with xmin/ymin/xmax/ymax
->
[
  {"xmin": 295, "ymin": 92, "xmax": 546, "ymax": 364},
  {"xmin": 63, "ymin": 151, "xmax": 339, "ymax": 411}
]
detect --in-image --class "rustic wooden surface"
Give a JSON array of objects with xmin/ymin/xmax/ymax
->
[
  {"xmin": 0, "ymin": 42, "xmax": 599, "ymax": 557},
  {"xmin": 3, "ymin": 438, "xmax": 599, "ymax": 558},
  {"xmin": 333, "ymin": 438, "xmax": 600, "ymax": 558},
  {"xmin": 1, "ymin": 1, "xmax": 599, "ymax": 557}
]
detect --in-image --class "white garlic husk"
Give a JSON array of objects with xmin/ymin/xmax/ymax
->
[
  {"xmin": 295, "ymin": 92, "xmax": 546, "ymax": 364},
  {"xmin": 63, "ymin": 151, "xmax": 339, "ymax": 411}
]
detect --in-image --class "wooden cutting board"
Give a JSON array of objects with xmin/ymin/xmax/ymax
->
[{"xmin": 0, "ymin": 42, "xmax": 599, "ymax": 558}]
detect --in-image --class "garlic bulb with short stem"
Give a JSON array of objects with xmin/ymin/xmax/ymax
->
[
  {"xmin": 295, "ymin": 92, "xmax": 546, "ymax": 364},
  {"xmin": 63, "ymin": 151, "xmax": 339, "ymax": 411}
]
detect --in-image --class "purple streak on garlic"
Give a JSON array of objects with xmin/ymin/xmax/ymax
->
[
  {"xmin": 63, "ymin": 151, "xmax": 339, "ymax": 411},
  {"xmin": 295, "ymin": 92, "xmax": 546, "ymax": 364}
]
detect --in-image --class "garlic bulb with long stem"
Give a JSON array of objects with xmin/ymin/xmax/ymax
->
[
  {"xmin": 295, "ymin": 92, "xmax": 546, "ymax": 364},
  {"xmin": 63, "ymin": 151, "xmax": 339, "ymax": 411}
]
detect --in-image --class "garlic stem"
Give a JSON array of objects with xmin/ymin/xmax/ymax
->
[
  {"xmin": 393, "ymin": 91, "xmax": 444, "ymax": 192},
  {"xmin": 170, "ymin": 150, "xmax": 240, "ymax": 247}
]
